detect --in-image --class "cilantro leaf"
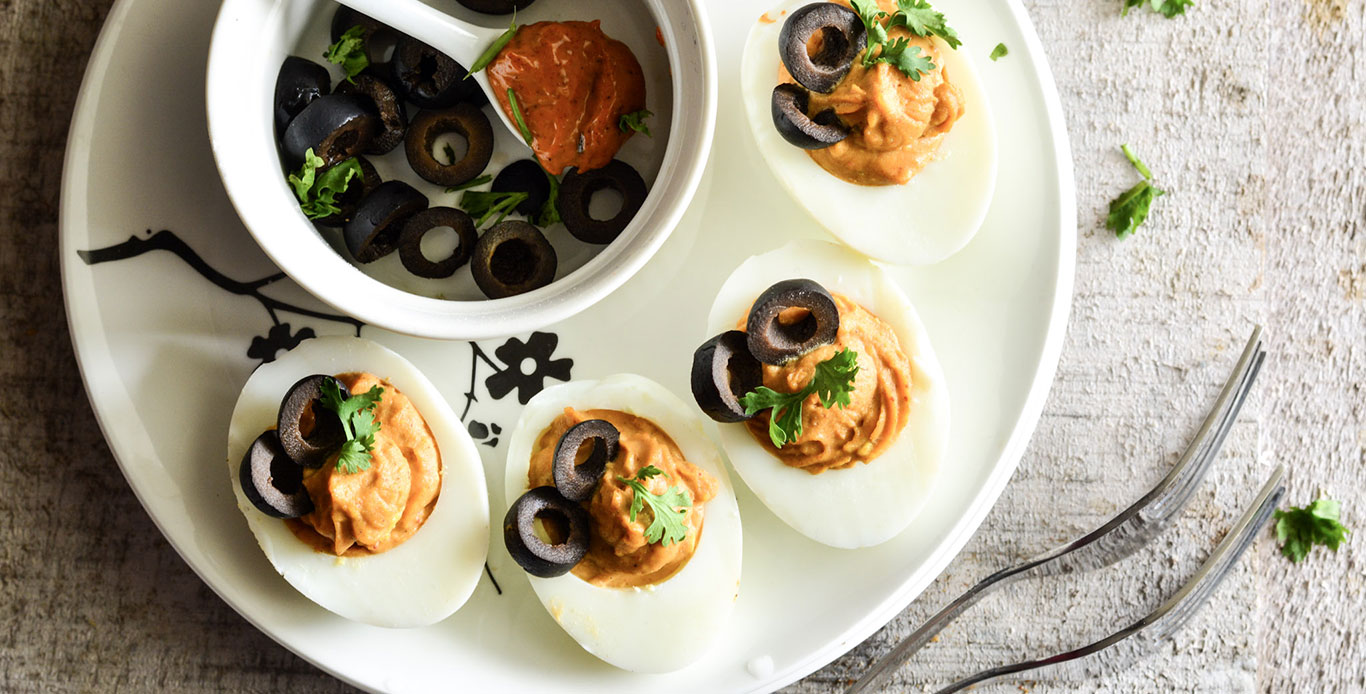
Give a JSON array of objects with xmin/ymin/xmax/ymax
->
[
  {"xmin": 740, "ymin": 348, "xmax": 860, "ymax": 448},
  {"xmin": 323, "ymin": 25, "xmax": 369, "ymax": 82},
  {"xmin": 618, "ymin": 109, "xmax": 654, "ymax": 137},
  {"xmin": 459, "ymin": 189, "xmax": 528, "ymax": 228},
  {"xmin": 1123, "ymin": 0, "xmax": 1194, "ymax": 17},
  {"xmin": 319, "ymin": 379, "xmax": 384, "ymax": 474},
  {"xmin": 890, "ymin": 0, "xmax": 962, "ymax": 49},
  {"xmin": 444, "ymin": 174, "xmax": 493, "ymax": 194},
  {"xmin": 850, "ymin": 0, "xmax": 890, "ymax": 65},
  {"xmin": 467, "ymin": 16, "xmax": 518, "ymax": 77},
  {"xmin": 989, "ymin": 43, "xmax": 1009, "ymax": 61},
  {"xmin": 507, "ymin": 88, "xmax": 534, "ymax": 146},
  {"xmin": 287, "ymin": 150, "xmax": 362, "ymax": 220},
  {"xmin": 616, "ymin": 466, "xmax": 692, "ymax": 546},
  {"xmin": 1275, "ymin": 498, "xmax": 1349, "ymax": 563},
  {"xmin": 1106, "ymin": 144, "xmax": 1165, "ymax": 240},
  {"xmin": 879, "ymin": 37, "xmax": 936, "ymax": 82},
  {"xmin": 537, "ymin": 168, "xmax": 562, "ymax": 227}
]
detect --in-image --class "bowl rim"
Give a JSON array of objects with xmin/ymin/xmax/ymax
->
[{"xmin": 206, "ymin": 0, "xmax": 717, "ymax": 340}]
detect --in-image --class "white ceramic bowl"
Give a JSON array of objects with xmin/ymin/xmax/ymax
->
[{"xmin": 207, "ymin": 0, "xmax": 716, "ymax": 340}]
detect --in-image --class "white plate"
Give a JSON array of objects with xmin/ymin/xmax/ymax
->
[{"xmin": 59, "ymin": 0, "xmax": 1073, "ymax": 691}]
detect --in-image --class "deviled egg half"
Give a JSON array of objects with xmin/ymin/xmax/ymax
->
[
  {"xmin": 502, "ymin": 374, "xmax": 743, "ymax": 672},
  {"xmin": 740, "ymin": 0, "xmax": 997, "ymax": 265},
  {"xmin": 693, "ymin": 240, "xmax": 948, "ymax": 548},
  {"xmin": 226, "ymin": 335, "xmax": 489, "ymax": 628}
]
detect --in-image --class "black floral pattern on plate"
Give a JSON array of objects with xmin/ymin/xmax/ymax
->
[{"xmin": 485, "ymin": 332, "xmax": 574, "ymax": 405}]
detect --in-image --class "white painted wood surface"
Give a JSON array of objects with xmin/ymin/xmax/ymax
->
[{"xmin": 0, "ymin": 0, "xmax": 1360, "ymax": 691}]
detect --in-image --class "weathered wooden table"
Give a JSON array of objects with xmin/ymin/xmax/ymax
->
[{"xmin": 2, "ymin": 0, "xmax": 1361, "ymax": 691}]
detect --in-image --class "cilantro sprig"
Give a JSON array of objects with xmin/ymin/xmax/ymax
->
[
  {"xmin": 537, "ymin": 169, "xmax": 562, "ymax": 227},
  {"xmin": 323, "ymin": 25, "xmax": 369, "ymax": 82},
  {"xmin": 459, "ymin": 189, "xmax": 528, "ymax": 228},
  {"xmin": 989, "ymin": 43, "xmax": 1009, "ymax": 61},
  {"xmin": 287, "ymin": 149, "xmax": 362, "ymax": 220},
  {"xmin": 1122, "ymin": 0, "xmax": 1194, "ymax": 18},
  {"xmin": 849, "ymin": 0, "xmax": 959, "ymax": 80},
  {"xmin": 740, "ymin": 348, "xmax": 860, "ymax": 448},
  {"xmin": 1274, "ymin": 498, "xmax": 1349, "ymax": 563},
  {"xmin": 1106, "ymin": 144, "xmax": 1166, "ymax": 240},
  {"xmin": 319, "ymin": 379, "xmax": 384, "ymax": 474},
  {"xmin": 616, "ymin": 465, "xmax": 692, "ymax": 546},
  {"xmin": 618, "ymin": 109, "xmax": 654, "ymax": 137}
]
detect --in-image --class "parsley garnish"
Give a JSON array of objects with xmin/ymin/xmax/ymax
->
[
  {"xmin": 1122, "ymin": 0, "xmax": 1193, "ymax": 18},
  {"xmin": 989, "ymin": 43, "xmax": 1009, "ymax": 61},
  {"xmin": 1275, "ymin": 498, "xmax": 1349, "ymax": 563},
  {"xmin": 467, "ymin": 15, "xmax": 518, "ymax": 77},
  {"xmin": 444, "ymin": 174, "xmax": 493, "ymax": 194},
  {"xmin": 739, "ymin": 348, "xmax": 860, "ymax": 448},
  {"xmin": 618, "ymin": 109, "xmax": 654, "ymax": 136},
  {"xmin": 1106, "ymin": 144, "xmax": 1166, "ymax": 240},
  {"xmin": 459, "ymin": 189, "xmax": 528, "ymax": 228},
  {"xmin": 319, "ymin": 379, "xmax": 384, "ymax": 474},
  {"xmin": 323, "ymin": 25, "xmax": 369, "ymax": 82},
  {"xmin": 507, "ymin": 88, "xmax": 534, "ymax": 146},
  {"xmin": 616, "ymin": 465, "xmax": 692, "ymax": 546},
  {"xmin": 849, "ymin": 0, "xmax": 959, "ymax": 80},
  {"xmin": 287, "ymin": 149, "xmax": 362, "ymax": 220}
]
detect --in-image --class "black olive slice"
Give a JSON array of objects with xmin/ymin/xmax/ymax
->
[
  {"xmin": 503, "ymin": 486, "xmax": 590, "ymax": 578},
  {"xmin": 559, "ymin": 160, "xmax": 648, "ymax": 245},
  {"xmin": 404, "ymin": 104, "xmax": 495, "ymax": 187},
  {"xmin": 398, "ymin": 207, "xmax": 477, "ymax": 279},
  {"xmin": 344, "ymin": 180, "xmax": 429, "ymax": 262},
  {"xmin": 240, "ymin": 430, "xmax": 314, "ymax": 519},
  {"xmin": 314, "ymin": 156, "xmax": 381, "ymax": 227},
  {"xmin": 771, "ymin": 84, "xmax": 849, "ymax": 150},
  {"xmin": 281, "ymin": 94, "xmax": 380, "ymax": 167},
  {"xmin": 455, "ymin": 0, "xmax": 536, "ymax": 15},
  {"xmin": 691, "ymin": 331, "xmax": 765, "ymax": 423},
  {"xmin": 470, "ymin": 220, "xmax": 556, "ymax": 299},
  {"xmin": 276, "ymin": 375, "xmax": 348, "ymax": 468},
  {"xmin": 552, "ymin": 420, "xmax": 619, "ymax": 502},
  {"xmin": 778, "ymin": 2, "xmax": 866, "ymax": 94},
  {"xmin": 330, "ymin": 8, "xmax": 398, "ymax": 65},
  {"xmin": 335, "ymin": 74, "xmax": 407, "ymax": 155},
  {"xmin": 274, "ymin": 56, "xmax": 331, "ymax": 136},
  {"xmin": 391, "ymin": 36, "xmax": 483, "ymax": 109},
  {"xmin": 492, "ymin": 159, "xmax": 551, "ymax": 217},
  {"xmin": 746, "ymin": 279, "xmax": 841, "ymax": 364}
]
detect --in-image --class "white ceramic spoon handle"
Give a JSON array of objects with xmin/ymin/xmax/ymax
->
[{"xmin": 332, "ymin": 0, "xmax": 525, "ymax": 142}]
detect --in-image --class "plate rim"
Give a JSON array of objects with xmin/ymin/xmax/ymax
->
[{"xmin": 57, "ymin": 0, "xmax": 1076, "ymax": 690}]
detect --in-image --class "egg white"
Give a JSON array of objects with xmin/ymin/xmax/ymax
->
[
  {"xmin": 226, "ymin": 335, "xmax": 489, "ymax": 628},
  {"xmin": 740, "ymin": 0, "xmax": 997, "ymax": 266},
  {"xmin": 503, "ymin": 374, "xmax": 743, "ymax": 673},
  {"xmin": 707, "ymin": 240, "xmax": 949, "ymax": 548}
]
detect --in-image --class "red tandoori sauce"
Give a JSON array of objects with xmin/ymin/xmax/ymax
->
[{"xmin": 487, "ymin": 21, "xmax": 647, "ymax": 175}]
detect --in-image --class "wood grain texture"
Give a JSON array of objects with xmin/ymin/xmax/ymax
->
[{"xmin": 0, "ymin": 0, "xmax": 1360, "ymax": 692}]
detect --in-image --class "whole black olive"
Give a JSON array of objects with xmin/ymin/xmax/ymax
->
[
  {"xmin": 313, "ymin": 156, "xmax": 381, "ymax": 228},
  {"xmin": 397, "ymin": 207, "xmax": 478, "ymax": 279},
  {"xmin": 558, "ymin": 160, "xmax": 648, "ymax": 245},
  {"xmin": 405, "ymin": 103, "xmax": 495, "ymax": 187},
  {"xmin": 771, "ymin": 83, "xmax": 849, "ymax": 150},
  {"xmin": 335, "ymin": 74, "xmax": 407, "ymax": 155},
  {"xmin": 691, "ymin": 331, "xmax": 764, "ymax": 423},
  {"xmin": 274, "ymin": 56, "xmax": 330, "ymax": 136},
  {"xmin": 455, "ymin": 0, "xmax": 536, "ymax": 15},
  {"xmin": 330, "ymin": 7, "xmax": 398, "ymax": 65},
  {"xmin": 239, "ymin": 430, "xmax": 314, "ymax": 519},
  {"xmin": 746, "ymin": 279, "xmax": 841, "ymax": 364},
  {"xmin": 552, "ymin": 420, "xmax": 620, "ymax": 502},
  {"xmin": 470, "ymin": 220, "xmax": 557, "ymax": 299},
  {"xmin": 276, "ymin": 374, "xmax": 348, "ymax": 468},
  {"xmin": 390, "ymin": 36, "xmax": 483, "ymax": 109},
  {"xmin": 344, "ymin": 180, "xmax": 429, "ymax": 262},
  {"xmin": 492, "ymin": 159, "xmax": 552, "ymax": 217},
  {"xmin": 778, "ymin": 2, "xmax": 866, "ymax": 94},
  {"xmin": 280, "ymin": 94, "xmax": 380, "ymax": 167},
  {"xmin": 503, "ymin": 486, "xmax": 591, "ymax": 578}
]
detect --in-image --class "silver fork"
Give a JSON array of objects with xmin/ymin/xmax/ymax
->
[
  {"xmin": 927, "ymin": 464, "xmax": 1285, "ymax": 693},
  {"xmin": 846, "ymin": 325, "xmax": 1266, "ymax": 694}
]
